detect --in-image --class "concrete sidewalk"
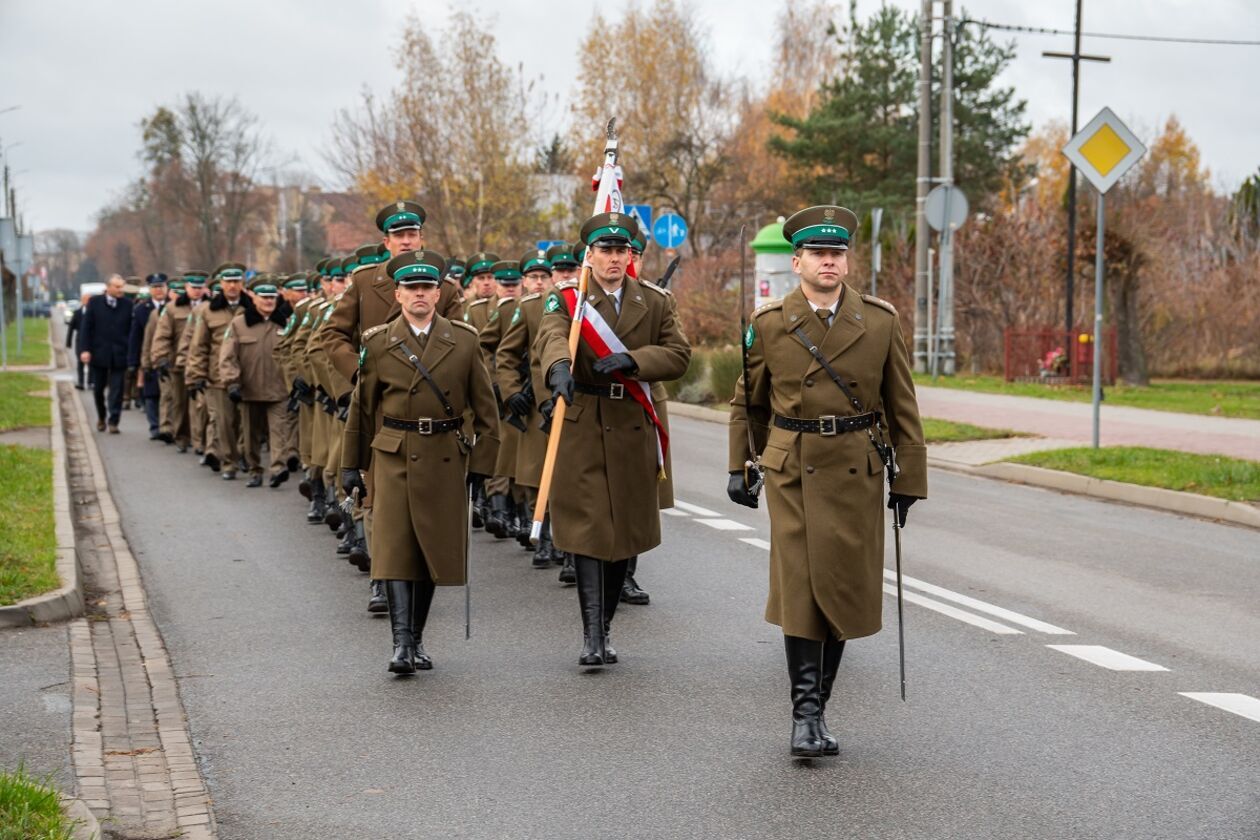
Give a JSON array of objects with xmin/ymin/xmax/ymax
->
[{"xmin": 916, "ymin": 385, "xmax": 1260, "ymax": 461}]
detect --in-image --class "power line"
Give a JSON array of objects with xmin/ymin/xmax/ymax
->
[{"xmin": 960, "ymin": 18, "xmax": 1260, "ymax": 47}]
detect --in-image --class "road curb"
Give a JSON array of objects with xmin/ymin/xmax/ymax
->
[
  {"xmin": 668, "ymin": 399, "xmax": 1260, "ymax": 530},
  {"xmin": 0, "ymin": 376, "xmax": 85, "ymax": 628},
  {"xmin": 63, "ymin": 795, "xmax": 102, "ymax": 840}
]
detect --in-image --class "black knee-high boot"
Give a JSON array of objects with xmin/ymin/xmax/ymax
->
[
  {"xmin": 574, "ymin": 556, "xmax": 607, "ymax": 667},
  {"xmin": 412, "ymin": 581, "xmax": 436, "ymax": 670},
  {"xmin": 600, "ymin": 559, "xmax": 628, "ymax": 664},
  {"xmin": 784, "ymin": 635, "xmax": 827, "ymax": 757},
  {"xmin": 386, "ymin": 580, "xmax": 416, "ymax": 675},
  {"xmin": 818, "ymin": 632, "xmax": 845, "ymax": 755}
]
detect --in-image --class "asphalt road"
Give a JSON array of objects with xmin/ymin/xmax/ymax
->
[{"xmin": 80, "ymin": 392, "xmax": 1260, "ymax": 840}]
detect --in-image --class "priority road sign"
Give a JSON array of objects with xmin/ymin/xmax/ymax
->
[
  {"xmin": 625, "ymin": 204, "xmax": 653, "ymax": 235},
  {"xmin": 652, "ymin": 213, "xmax": 688, "ymax": 249},
  {"xmin": 1062, "ymin": 107, "xmax": 1147, "ymax": 194}
]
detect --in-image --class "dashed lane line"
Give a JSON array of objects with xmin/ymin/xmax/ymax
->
[
  {"xmin": 884, "ymin": 584, "xmax": 1023, "ymax": 634},
  {"xmin": 739, "ymin": 537, "xmax": 772, "ymax": 550},
  {"xmin": 1179, "ymin": 693, "xmax": 1260, "ymax": 725},
  {"xmin": 882, "ymin": 570, "xmax": 1075, "ymax": 635},
  {"xmin": 696, "ymin": 518, "xmax": 754, "ymax": 531},
  {"xmin": 1046, "ymin": 645, "xmax": 1169, "ymax": 672},
  {"xmin": 661, "ymin": 508, "xmax": 689, "ymax": 517},
  {"xmin": 672, "ymin": 500, "xmax": 723, "ymax": 517}
]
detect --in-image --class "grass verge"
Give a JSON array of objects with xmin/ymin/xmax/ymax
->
[
  {"xmin": 913, "ymin": 373, "xmax": 1260, "ymax": 420},
  {"xmin": 1007, "ymin": 446, "xmax": 1260, "ymax": 503},
  {"xmin": 0, "ymin": 372, "xmax": 52, "ymax": 432},
  {"xmin": 2, "ymin": 317, "xmax": 51, "ymax": 367},
  {"xmin": 0, "ymin": 763, "xmax": 76, "ymax": 840},
  {"xmin": 0, "ymin": 445, "xmax": 58, "ymax": 605},
  {"xmin": 922, "ymin": 418, "xmax": 1022, "ymax": 443}
]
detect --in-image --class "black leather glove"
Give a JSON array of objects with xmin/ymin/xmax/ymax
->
[
  {"xmin": 538, "ymin": 398, "xmax": 555, "ymax": 433},
  {"xmin": 505, "ymin": 391, "xmax": 532, "ymax": 417},
  {"xmin": 592, "ymin": 352, "xmax": 638, "ymax": 376},
  {"xmin": 888, "ymin": 493, "xmax": 917, "ymax": 527},
  {"xmin": 190, "ymin": 380, "xmax": 207, "ymax": 397},
  {"xmin": 341, "ymin": 468, "xmax": 366, "ymax": 498},
  {"xmin": 336, "ymin": 390, "xmax": 352, "ymax": 409},
  {"xmin": 227, "ymin": 385, "xmax": 243, "ymax": 403},
  {"xmin": 293, "ymin": 375, "xmax": 310, "ymax": 393},
  {"xmin": 727, "ymin": 471, "xmax": 759, "ymax": 509},
  {"xmin": 548, "ymin": 361, "xmax": 575, "ymax": 406},
  {"xmin": 156, "ymin": 360, "xmax": 170, "ymax": 381}
]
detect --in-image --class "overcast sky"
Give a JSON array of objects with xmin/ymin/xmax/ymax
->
[{"xmin": 2, "ymin": 0, "xmax": 1257, "ymax": 233}]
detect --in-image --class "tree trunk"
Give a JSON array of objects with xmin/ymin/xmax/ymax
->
[{"xmin": 1112, "ymin": 270, "xmax": 1149, "ymax": 385}]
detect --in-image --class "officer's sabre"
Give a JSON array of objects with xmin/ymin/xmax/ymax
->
[
  {"xmin": 737, "ymin": 225, "xmax": 763, "ymax": 497},
  {"xmin": 893, "ymin": 510, "xmax": 906, "ymax": 701}
]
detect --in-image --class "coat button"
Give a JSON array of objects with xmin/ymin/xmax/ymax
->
[
  {"xmin": 805, "ymin": 465, "xmax": 815, "ymax": 474},
  {"xmin": 410, "ymin": 387, "xmax": 417, "ymax": 394},
  {"xmin": 849, "ymin": 467, "xmax": 858, "ymax": 474},
  {"xmin": 805, "ymin": 379, "xmax": 814, "ymax": 387},
  {"xmin": 604, "ymin": 426, "xmax": 612, "ymax": 432},
  {"xmin": 410, "ymin": 454, "xmax": 418, "ymax": 461}
]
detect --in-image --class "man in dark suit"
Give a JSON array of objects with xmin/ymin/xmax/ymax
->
[
  {"xmin": 128, "ymin": 274, "xmax": 168, "ymax": 438},
  {"xmin": 79, "ymin": 274, "xmax": 135, "ymax": 433},
  {"xmin": 65, "ymin": 293, "xmax": 92, "ymax": 390}
]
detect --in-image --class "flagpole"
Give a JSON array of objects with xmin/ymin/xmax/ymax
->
[{"xmin": 530, "ymin": 119, "xmax": 618, "ymax": 544}]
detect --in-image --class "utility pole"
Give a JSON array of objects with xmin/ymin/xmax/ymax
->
[
  {"xmin": 937, "ymin": 0, "xmax": 956, "ymax": 375},
  {"xmin": 1043, "ymin": 0, "xmax": 1109, "ymax": 341},
  {"xmin": 913, "ymin": 0, "xmax": 934, "ymax": 373}
]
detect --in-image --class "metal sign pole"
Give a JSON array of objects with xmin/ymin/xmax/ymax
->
[{"xmin": 1092, "ymin": 191, "xmax": 1105, "ymax": 449}]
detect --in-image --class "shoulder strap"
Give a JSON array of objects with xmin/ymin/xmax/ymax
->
[
  {"xmin": 393, "ymin": 343, "xmax": 454, "ymax": 417},
  {"xmin": 791, "ymin": 327, "xmax": 865, "ymax": 414}
]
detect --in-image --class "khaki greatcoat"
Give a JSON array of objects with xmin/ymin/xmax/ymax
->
[
  {"xmin": 537, "ymin": 277, "xmax": 691, "ymax": 562},
  {"xmin": 728, "ymin": 284, "xmax": 927, "ymax": 642},
  {"xmin": 495, "ymin": 292, "xmax": 549, "ymax": 487},
  {"xmin": 343, "ymin": 315, "xmax": 499, "ymax": 584}
]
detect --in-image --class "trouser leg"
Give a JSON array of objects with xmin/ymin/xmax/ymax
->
[
  {"xmin": 91, "ymin": 367, "xmax": 108, "ymax": 423},
  {"xmin": 241, "ymin": 401, "xmax": 265, "ymax": 474},
  {"xmin": 105, "ymin": 367, "xmax": 125, "ymax": 425}
]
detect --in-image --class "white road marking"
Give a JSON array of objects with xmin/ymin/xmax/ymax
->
[
  {"xmin": 1179, "ymin": 693, "xmax": 1260, "ymax": 724},
  {"xmin": 673, "ymin": 500, "xmax": 723, "ymax": 517},
  {"xmin": 882, "ymin": 570, "xmax": 1075, "ymax": 635},
  {"xmin": 660, "ymin": 508, "xmax": 689, "ymax": 517},
  {"xmin": 1046, "ymin": 645, "xmax": 1169, "ymax": 671},
  {"xmin": 696, "ymin": 518, "xmax": 754, "ymax": 531},
  {"xmin": 883, "ymin": 584, "xmax": 1023, "ymax": 634},
  {"xmin": 740, "ymin": 537, "xmax": 772, "ymax": 550}
]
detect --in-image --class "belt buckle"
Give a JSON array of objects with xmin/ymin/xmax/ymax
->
[
  {"xmin": 608, "ymin": 382, "xmax": 625, "ymax": 399},
  {"xmin": 416, "ymin": 417, "xmax": 433, "ymax": 435},
  {"xmin": 818, "ymin": 415, "xmax": 837, "ymax": 436}
]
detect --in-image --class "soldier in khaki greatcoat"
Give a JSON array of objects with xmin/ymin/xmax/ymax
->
[
  {"xmin": 479, "ymin": 260, "xmax": 528, "ymax": 540},
  {"xmin": 341, "ymin": 250, "xmax": 499, "ymax": 676},
  {"xmin": 218, "ymin": 277, "xmax": 294, "ymax": 488},
  {"xmin": 152, "ymin": 276, "xmax": 201, "ymax": 452},
  {"xmin": 186, "ymin": 263, "xmax": 249, "ymax": 478},
  {"xmin": 537, "ymin": 212, "xmax": 691, "ymax": 668},
  {"xmin": 728, "ymin": 205, "xmax": 927, "ymax": 758},
  {"xmin": 174, "ymin": 270, "xmax": 213, "ymax": 459}
]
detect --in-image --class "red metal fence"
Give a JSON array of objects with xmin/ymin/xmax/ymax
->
[{"xmin": 1004, "ymin": 328, "xmax": 1117, "ymax": 385}]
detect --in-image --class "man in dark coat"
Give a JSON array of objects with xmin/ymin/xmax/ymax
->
[
  {"xmin": 79, "ymin": 275, "xmax": 135, "ymax": 432},
  {"xmin": 128, "ymin": 273, "xmax": 168, "ymax": 439}
]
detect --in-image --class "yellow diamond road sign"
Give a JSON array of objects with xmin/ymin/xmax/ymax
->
[{"xmin": 1063, "ymin": 107, "xmax": 1147, "ymax": 194}]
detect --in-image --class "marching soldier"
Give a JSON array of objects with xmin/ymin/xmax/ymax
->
[
  {"xmin": 131, "ymin": 273, "xmax": 169, "ymax": 441},
  {"xmin": 187, "ymin": 263, "xmax": 249, "ymax": 478},
  {"xmin": 174, "ymin": 270, "xmax": 212, "ymax": 459},
  {"xmin": 727, "ymin": 205, "xmax": 927, "ymax": 757},
  {"xmin": 281, "ymin": 265, "xmax": 327, "ymax": 521},
  {"xmin": 496, "ymin": 247, "xmax": 563, "ymax": 571},
  {"xmin": 151, "ymin": 276, "xmax": 191, "ymax": 449},
  {"xmin": 460, "ymin": 251, "xmax": 500, "ymax": 526},
  {"xmin": 480, "ymin": 260, "xmax": 527, "ymax": 540},
  {"xmin": 537, "ymin": 212, "xmax": 691, "ymax": 668},
  {"xmin": 218, "ymin": 277, "xmax": 295, "ymax": 488},
  {"xmin": 306, "ymin": 257, "xmax": 353, "ymax": 534},
  {"xmin": 341, "ymin": 249, "xmax": 499, "ymax": 675}
]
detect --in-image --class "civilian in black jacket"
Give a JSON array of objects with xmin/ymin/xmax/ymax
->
[
  {"xmin": 128, "ymin": 274, "xmax": 168, "ymax": 438},
  {"xmin": 79, "ymin": 275, "xmax": 135, "ymax": 432},
  {"xmin": 65, "ymin": 293, "xmax": 94, "ymax": 389}
]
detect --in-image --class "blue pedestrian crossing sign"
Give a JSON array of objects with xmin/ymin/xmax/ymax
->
[
  {"xmin": 625, "ymin": 204, "xmax": 653, "ymax": 235},
  {"xmin": 652, "ymin": 213, "xmax": 688, "ymax": 249},
  {"xmin": 536, "ymin": 240, "xmax": 567, "ymax": 251}
]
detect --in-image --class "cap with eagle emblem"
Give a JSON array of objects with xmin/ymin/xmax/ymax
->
[
  {"xmin": 579, "ymin": 210, "xmax": 640, "ymax": 247},
  {"xmin": 782, "ymin": 205, "xmax": 859, "ymax": 250},
  {"xmin": 520, "ymin": 249, "xmax": 552, "ymax": 275},
  {"xmin": 386, "ymin": 249, "xmax": 447, "ymax": 285},
  {"xmin": 374, "ymin": 199, "xmax": 426, "ymax": 233}
]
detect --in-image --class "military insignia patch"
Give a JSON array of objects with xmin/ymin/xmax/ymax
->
[
  {"xmin": 223, "ymin": 326, "xmax": 232, "ymax": 339},
  {"xmin": 744, "ymin": 324, "xmax": 755, "ymax": 349},
  {"xmin": 510, "ymin": 307, "xmax": 521, "ymax": 325},
  {"xmin": 488, "ymin": 309, "xmax": 498, "ymax": 323},
  {"xmin": 301, "ymin": 313, "xmax": 311, "ymax": 327},
  {"xmin": 396, "ymin": 201, "xmax": 405, "ymax": 211},
  {"xmin": 544, "ymin": 294, "xmax": 561, "ymax": 313},
  {"xmin": 358, "ymin": 346, "xmax": 366, "ymax": 367}
]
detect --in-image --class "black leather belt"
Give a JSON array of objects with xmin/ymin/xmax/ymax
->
[
  {"xmin": 774, "ymin": 412, "xmax": 878, "ymax": 436},
  {"xmin": 382, "ymin": 416, "xmax": 464, "ymax": 434},
  {"xmin": 574, "ymin": 381, "xmax": 626, "ymax": 399}
]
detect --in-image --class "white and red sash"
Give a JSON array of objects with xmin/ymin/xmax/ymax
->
[{"xmin": 560, "ymin": 285, "xmax": 668, "ymax": 473}]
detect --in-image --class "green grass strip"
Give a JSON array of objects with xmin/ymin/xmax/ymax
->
[
  {"xmin": 2, "ymin": 317, "xmax": 51, "ymax": 367},
  {"xmin": 922, "ymin": 418, "xmax": 1022, "ymax": 443},
  {"xmin": 0, "ymin": 445, "xmax": 57, "ymax": 606},
  {"xmin": 1008, "ymin": 446, "xmax": 1260, "ymax": 503},
  {"xmin": 0, "ymin": 372, "xmax": 52, "ymax": 432},
  {"xmin": 0, "ymin": 762, "xmax": 76, "ymax": 840},
  {"xmin": 914, "ymin": 373, "xmax": 1260, "ymax": 420}
]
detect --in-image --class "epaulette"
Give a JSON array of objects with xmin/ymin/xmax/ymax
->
[
  {"xmin": 333, "ymin": 292, "xmax": 345, "ymax": 302},
  {"xmin": 639, "ymin": 281, "xmax": 668, "ymax": 297},
  {"xmin": 362, "ymin": 323, "xmax": 389, "ymax": 341},
  {"xmin": 519, "ymin": 292, "xmax": 541, "ymax": 302},
  {"xmin": 467, "ymin": 298, "xmax": 489, "ymax": 309},
  {"xmin": 496, "ymin": 297, "xmax": 515, "ymax": 309},
  {"xmin": 554, "ymin": 279, "xmax": 579, "ymax": 290},
  {"xmin": 450, "ymin": 320, "xmax": 478, "ymax": 335},
  {"xmin": 861, "ymin": 294, "xmax": 896, "ymax": 315},
  {"xmin": 753, "ymin": 298, "xmax": 784, "ymax": 318}
]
